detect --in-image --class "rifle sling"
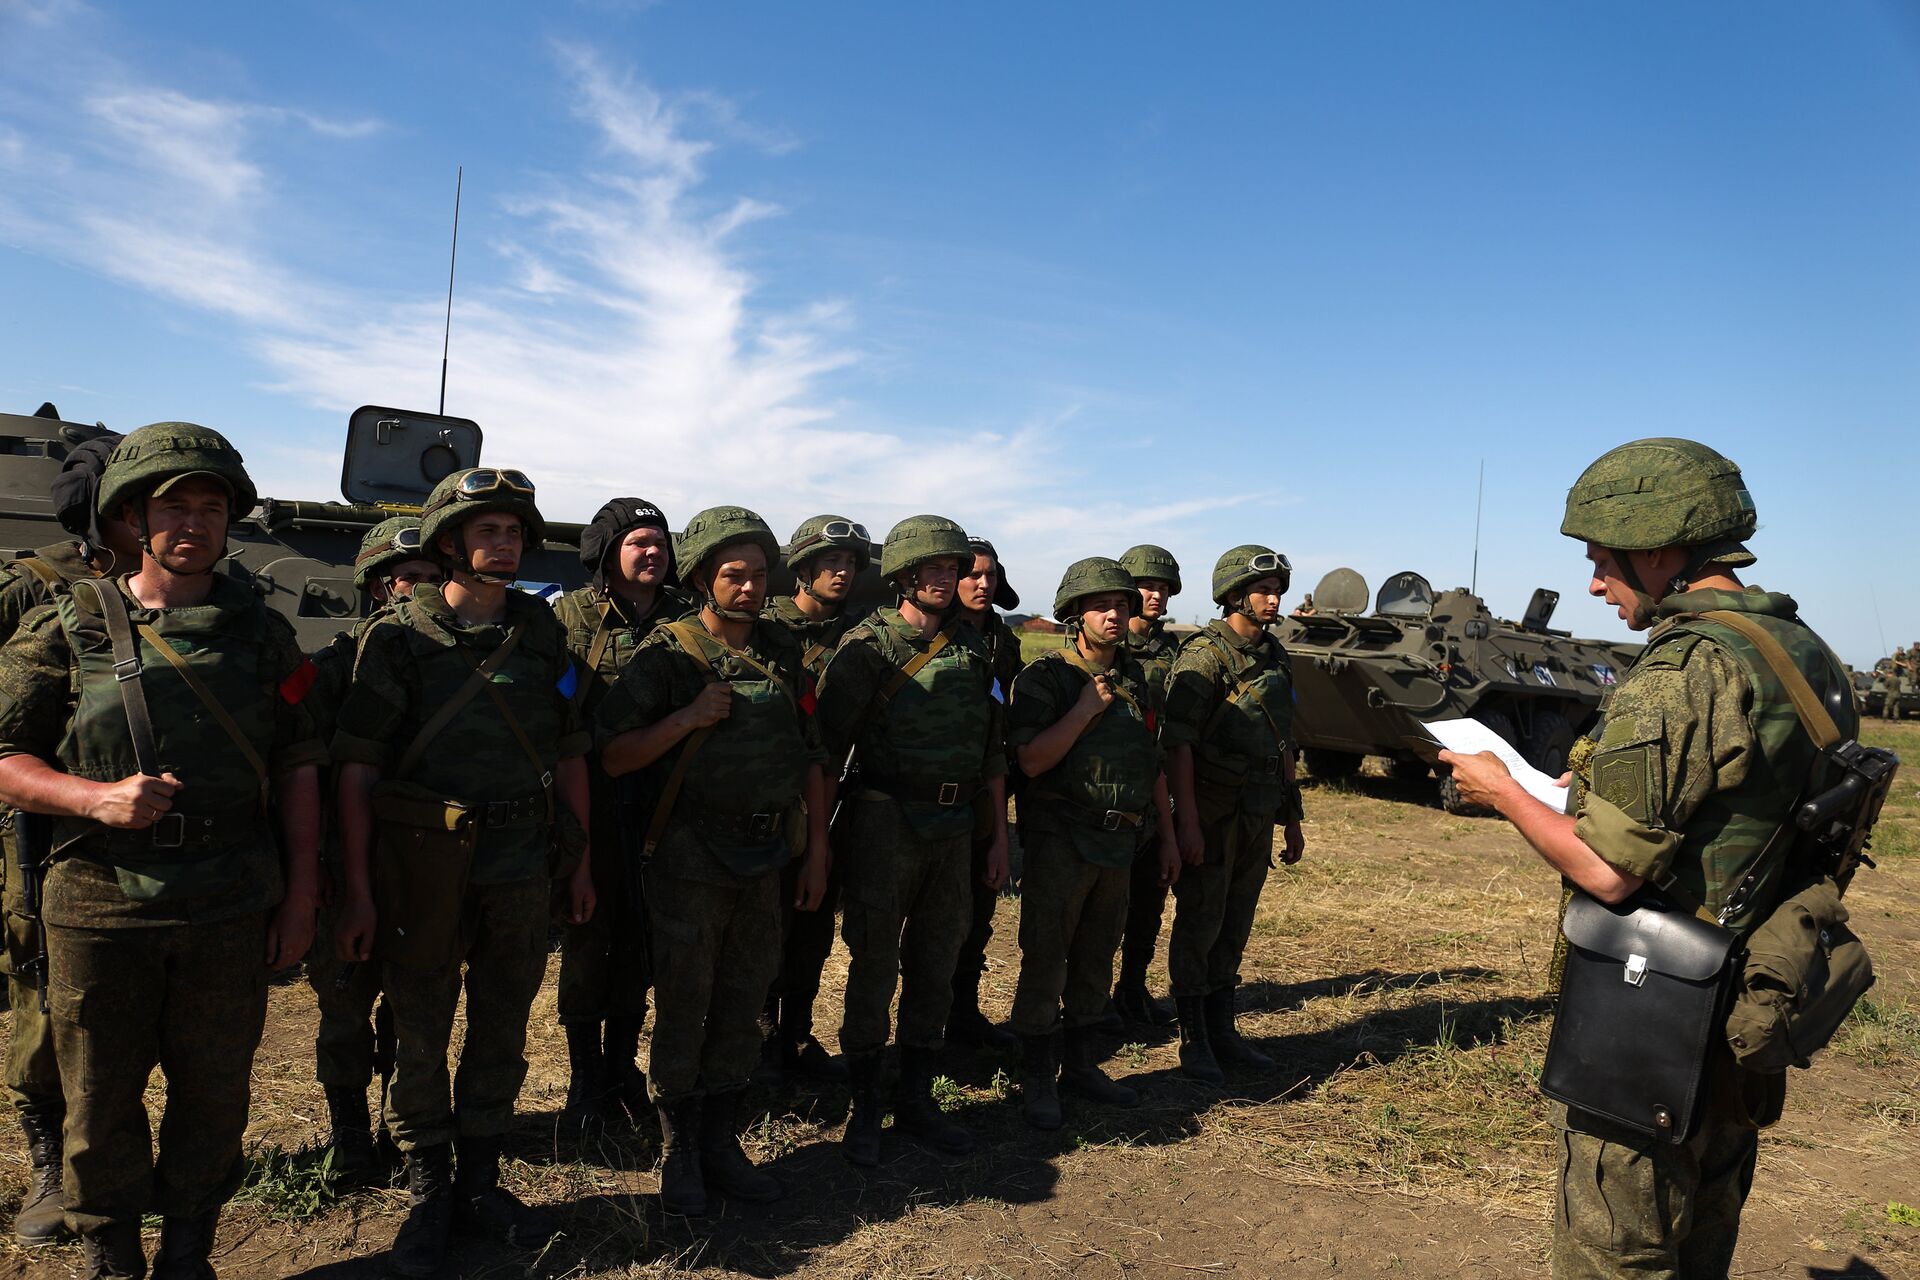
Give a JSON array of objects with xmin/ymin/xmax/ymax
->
[{"xmin": 1694, "ymin": 610, "xmax": 1842, "ymax": 750}]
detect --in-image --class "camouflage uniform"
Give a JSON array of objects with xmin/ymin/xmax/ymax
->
[
  {"xmin": 0, "ymin": 572, "xmax": 324, "ymax": 1237},
  {"xmin": 1116, "ymin": 613, "xmax": 1181, "ymax": 1014},
  {"xmin": 332, "ymin": 581, "xmax": 587, "ymax": 1154},
  {"xmin": 950, "ymin": 604, "xmax": 1021, "ymax": 1039}
]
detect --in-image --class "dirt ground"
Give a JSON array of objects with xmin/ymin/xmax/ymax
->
[{"xmin": 3, "ymin": 722, "xmax": 1917, "ymax": 1279}]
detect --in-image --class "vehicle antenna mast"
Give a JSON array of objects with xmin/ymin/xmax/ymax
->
[
  {"xmin": 1470, "ymin": 458, "xmax": 1484, "ymax": 596},
  {"xmin": 1870, "ymin": 585, "xmax": 1889, "ymax": 656},
  {"xmin": 438, "ymin": 165, "xmax": 463, "ymax": 417}
]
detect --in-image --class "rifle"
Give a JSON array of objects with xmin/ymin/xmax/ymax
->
[
  {"xmin": 827, "ymin": 742, "xmax": 860, "ymax": 838},
  {"xmin": 11, "ymin": 811, "xmax": 52, "ymax": 1014},
  {"xmin": 372, "ymin": 994, "xmax": 397, "ymax": 1148}
]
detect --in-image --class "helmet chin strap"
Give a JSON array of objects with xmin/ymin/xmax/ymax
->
[
  {"xmin": 450, "ymin": 530, "xmax": 519, "ymax": 587},
  {"xmin": 694, "ymin": 570, "xmax": 759, "ymax": 623},
  {"xmin": 799, "ymin": 577, "xmax": 841, "ymax": 607},
  {"xmin": 903, "ymin": 565, "xmax": 958, "ymax": 623},
  {"xmin": 132, "ymin": 512, "xmax": 219, "ymax": 578},
  {"xmin": 1608, "ymin": 549, "xmax": 1665, "ymax": 630}
]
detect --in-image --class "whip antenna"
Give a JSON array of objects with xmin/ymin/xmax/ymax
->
[
  {"xmin": 1470, "ymin": 458, "xmax": 1484, "ymax": 596},
  {"xmin": 1870, "ymin": 585, "xmax": 1889, "ymax": 656},
  {"xmin": 438, "ymin": 165, "xmax": 463, "ymax": 416}
]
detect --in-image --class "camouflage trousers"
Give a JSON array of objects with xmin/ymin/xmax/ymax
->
[
  {"xmin": 1117, "ymin": 834, "xmax": 1171, "ymax": 985},
  {"xmin": 3, "ymin": 833, "xmax": 61, "ymax": 1109},
  {"xmin": 644, "ymin": 825, "xmax": 783, "ymax": 1102},
  {"xmin": 46, "ymin": 912, "xmax": 268, "ymax": 1229},
  {"xmin": 306, "ymin": 885, "xmax": 384, "ymax": 1090},
  {"xmin": 1009, "ymin": 832, "xmax": 1130, "ymax": 1037},
  {"xmin": 557, "ymin": 828, "xmax": 651, "ymax": 1025},
  {"xmin": 951, "ymin": 821, "xmax": 1015, "ymax": 996},
  {"xmin": 767, "ymin": 844, "xmax": 843, "ymax": 1040},
  {"xmin": 1551, "ymin": 1103, "xmax": 1761, "ymax": 1279},
  {"xmin": 839, "ymin": 798, "xmax": 972, "ymax": 1056},
  {"xmin": 381, "ymin": 877, "xmax": 546, "ymax": 1152},
  {"xmin": 1167, "ymin": 808, "xmax": 1272, "ymax": 998}
]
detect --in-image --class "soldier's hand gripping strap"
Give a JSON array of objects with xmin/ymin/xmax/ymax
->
[
  {"xmin": 72, "ymin": 579, "xmax": 163, "ymax": 779},
  {"xmin": 1053, "ymin": 647, "xmax": 1145, "ymax": 722},
  {"xmin": 393, "ymin": 628, "xmax": 522, "ymax": 780}
]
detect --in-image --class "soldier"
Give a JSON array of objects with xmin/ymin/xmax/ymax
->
[
  {"xmin": 552, "ymin": 498, "xmax": 688, "ymax": 1132},
  {"xmin": 815, "ymin": 515, "xmax": 1010, "ymax": 1166},
  {"xmin": 1008, "ymin": 558, "xmax": 1179, "ymax": 1129},
  {"xmin": 331, "ymin": 468, "xmax": 595, "ymax": 1277},
  {"xmin": 0, "ymin": 430, "xmax": 137, "ymax": 1247},
  {"xmin": 1442, "ymin": 438, "xmax": 1852, "ymax": 1279},
  {"xmin": 0, "ymin": 423, "xmax": 325, "ymax": 1279},
  {"xmin": 760, "ymin": 514, "xmax": 871, "ymax": 1083},
  {"xmin": 1162, "ymin": 545, "xmax": 1306, "ymax": 1084},
  {"xmin": 1111, "ymin": 543, "xmax": 1184, "ymax": 1029},
  {"xmin": 304, "ymin": 518, "xmax": 441, "ymax": 1180},
  {"xmin": 948, "ymin": 536, "xmax": 1021, "ymax": 1051},
  {"xmin": 595, "ymin": 506, "xmax": 832, "ymax": 1216}
]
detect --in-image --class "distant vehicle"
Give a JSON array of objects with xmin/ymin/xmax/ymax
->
[
  {"xmin": 1851, "ymin": 668, "xmax": 1886, "ymax": 718},
  {"xmin": 1274, "ymin": 567, "xmax": 1642, "ymax": 813}
]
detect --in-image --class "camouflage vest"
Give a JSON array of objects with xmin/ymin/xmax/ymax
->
[
  {"xmin": 1128, "ymin": 621, "xmax": 1179, "ymax": 701},
  {"xmin": 1626, "ymin": 594, "xmax": 1853, "ymax": 933},
  {"xmin": 769, "ymin": 595, "xmax": 860, "ymax": 680},
  {"xmin": 556, "ymin": 584, "xmax": 687, "ymax": 717},
  {"xmin": 1189, "ymin": 625, "xmax": 1295, "ymax": 814},
  {"xmin": 1022, "ymin": 649, "xmax": 1160, "ymax": 866},
  {"xmin": 861, "ymin": 614, "xmax": 996, "ymax": 839},
  {"xmin": 666, "ymin": 620, "xmax": 811, "ymax": 874},
  {"xmin": 52, "ymin": 579, "xmax": 279, "ymax": 889}
]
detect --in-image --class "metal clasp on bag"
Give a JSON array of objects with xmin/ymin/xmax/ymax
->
[{"xmin": 1623, "ymin": 954, "xmax": 1648, "ymax": 987}]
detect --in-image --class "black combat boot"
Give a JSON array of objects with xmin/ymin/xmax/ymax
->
[
  {"xmin": 1175, "ymin": 996, "xmax": 1225, "ymax": 1085},
  {"xmin": 779, "ymin": 996, "xmax": 848, "ymax": 1082},
  {"xmin": 14, "ymin": 1096, "xmax": 70, "ymax": 1244},
  {"xmin": 561, "ymin": 1020, "xmax": 615, "ymax": 1135},
  {"xmin": 80, "ymin": 1220, "xmax": 146, "ymax": 1280},
  {"xmin": 1018, "ymin": 1033, "xmax": 1062, "ymax": 1131},
  {"xmin": 655, "ymin": 1098, "xmax": 709, "ymax": 1216},
  {"xmin": 389, "ymin": 1144, "xmax": 454, "ymax": 1278},
  {"xmin": 453, "ymin": 1135, "xmax": 559, "ymax": 1248},
  {"xmin": 321, "ymin": 1085, "xmax": 377, "ymax": 1183},
  {"xmin": 698, "ymin": 1088, "xmax": 782, "ymax": 1203},
  {"xmin": 604, "ymin": 1015, "xmax": 652, "ymax": 1126},
  {"xmin": 1060, "ymin": 1026, "xmax": 1140, "ymax": 1107},
  {"xmin": 151, "ymin": 1211, "xmax": 218, "ymax": 1280},
  {"xmin": 945, "ymin": 981, "xmax": 1018, "ymax": 1051},
  {"xmin": 842, "ymin": 1051, "xmax": 885, "ymax": 1168},
  {"xmin": 1203, "ymin": 988, "xmax": 1275, "ymax": 1072},
  {"xmin": 893, "ymin": 1046, "xmax": 976, "ymax": 1154},
  {"xmin": 1112, "ymin": 975, "xmax": 1176, "ymax": 1029}
]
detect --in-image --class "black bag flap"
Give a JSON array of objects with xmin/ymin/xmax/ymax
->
[{"xmin": 1561, "ymin": 892, "xmax": 1736, "ymax": 982}]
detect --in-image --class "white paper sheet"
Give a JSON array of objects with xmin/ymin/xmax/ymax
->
[{"xmin": 1420, "ymin": 717, "xmax": 1573, "ymax": 814}]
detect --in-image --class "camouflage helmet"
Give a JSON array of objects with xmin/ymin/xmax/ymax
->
[
  {"xmin": 352, "ymin": 516, "xmax": 425, "ymax": 591},
  {"xmin": 96, "ymin": 422, "xmax": 258, "ymax": 523},
  {"xmin": 880, "ymin": 514, "xmax": 970, "ymax": 581},
  {"xmin": 785, "ymin": 514, "xmax": 872, "ymax": 572},
  {"xmin": 419, "ymin": 467, "xmax": 545, "ymax": 556},
  {"xmin": 1118, "ymin": 543, "xmax": 1182, "ymax": 596},
  {"xmin": 676, "ymin": 506, "xmax": 779, "ymax": 582},
  {"xmin": 1560, "ymin": 438, "xmax": 1756, "ymax": 567},
  {"xmin": 1211, "ymin": 544, "xmax": 1291, "ymax": 605},
  {"xmin": 1053, "ymin": 556, "xmax": 1142, "ymax": 623}
]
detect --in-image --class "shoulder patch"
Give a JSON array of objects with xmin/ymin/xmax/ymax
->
[{"xmin": 280, "ymin": 657, "xmax": 319, "ymax": 705}]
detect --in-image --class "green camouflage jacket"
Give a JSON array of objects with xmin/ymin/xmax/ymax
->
[
  {"xmin": 1127, "ymin": 619, "xmax": 1180, "ymax": 702},
  {"xmin": 816, "ymin": 607, "xmax": 1007, "ymax": 840},
  {"xmin": 0, "ymin": 540, "xmax": 100, "ymax": 645},
  {"xmin": 0, "ymin": 574, "xmax": 325, "ymax": 927},
  {"xmin": 1007, "ymin": 645, "xmax": 1162, "ymax": 866},
  {"xmin": 553, "ymin": 583, "xmax": 692, "ymax": 720},
  {"xmin": 332, "ymin": 583, "xmax": 588, "ymax": 885},
  {"xmin": 768, "ymin": 594, "xmax": 862, "ymax": 681},
  {"xmin": 1162, "ymin": 620, "xmax": 1297, "ymax": 823}
]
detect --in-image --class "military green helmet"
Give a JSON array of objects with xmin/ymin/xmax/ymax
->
[
  {"xmin": 880, "ymin": 514, "xmax": 970, "ymax": 581},
  {"xmin": 1118, "ymin": 543, "xmax": 1182, "ymax": 596},
  {"xmin": 1561, "ymin": 438, "xmax": 1756, "ymax": 566},
  {"xmin": 785, "ymin": 514, "xmax": 871, "ymax": 571},
  {"xmin": 1053, "ymin": 556, "xmax": 1142, "ymax": 623},
  {"xmin": 352, "ymin": 516, "xmax": 424, "ymax": 590},
  {"xmin": 96, "ymin": 422, "xmax": 258, "ymax": 523},
  {"xmin": 1211, "ymin": 543, "xmax": 1291, "ymax": 605},
  {"xmin": 419, "ymin": 467, "xmax": 545, "ymax": 556},
  {"xmin": 677, "ymin": 505, "xmax": 779, "ymax": 581}
]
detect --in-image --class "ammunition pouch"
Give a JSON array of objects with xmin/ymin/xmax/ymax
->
[
  {"xmin": 1725, "ymin": 876, "xmax": 1875, "ymax": 1073},
  {"xmin": 371, "ymin": 781, "xmax": 477, "ymax": 973},
  {"xmin": 1540, "ymin": 890, "xmax": 1739, "ymax": 1144}
]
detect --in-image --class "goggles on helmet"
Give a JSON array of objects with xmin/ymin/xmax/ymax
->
[
  {"xmin": 457, "ymin": 468, "xmax": 535, "ymax": 498},
  {"xmin": 392, "ymin": 526, "xmax": 424, "ymax": 552},
  {"xmin": 793, "ymin": 520, "xmax": 870, "ymax": 555},
  {"xmin": 1245, "ymin": 552, "xmax": 1290, "ymax": 576}
]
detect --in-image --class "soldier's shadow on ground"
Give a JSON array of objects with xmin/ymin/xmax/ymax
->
[
  {"xmin": 283, "ymin": 981, "xmax": 1550, "ymax": 1277},
  {"xmin": 1807, "ymin": 1262, "xmax": 1900, "ymax": 1279}
]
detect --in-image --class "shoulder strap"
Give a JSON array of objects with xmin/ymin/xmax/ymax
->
[
  {"xmin": 802, "ymin": 641, "xmax": 828, "ymax": 672},
  {"xmin": 466, "ymin": 645, "xmax": 556, "ymax": 811},
  {"xmin": 1197, "ymin": 629, "xmax": 1286, "ymax": 745},
  {"xmin": 1053, "ymin": 646, "xmax": 1144, "ymax": 719},
  {"xmin": 575, "ymin": 599, "xmax": 616, "ymax": 710},
  {"xmin": 73, "ymin": 580, "xmax": 163, "ymax": 778},
  {"xmin": 135, "ymin": 621, "xmax": 270, "ymax": 812},
  {"xmin": 19, "ymin": 558, "xmax": 62, "ymax": 591},
  {"xmin": 639, "ymin": 619, "xmax": 731, "ymax": 860},
  {"xmin": 880, "ymin": 623, "xmax": 955, "ymax": 703},
  {"xmin": 1695, "ymin": 610, "xmax": 1841, "ymax": 749},
  {"xmin": 395, "ymin": 628, "xmax": 522, "ymax": 779}
]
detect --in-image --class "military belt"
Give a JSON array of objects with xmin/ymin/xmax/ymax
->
[
  {"xmin": 863, "ymin": 775, "xmax": 981, "ymax": 807},
  {"xmin": 92, "ymin": 811, "xmax": 262, "ymax": 855},
  {"xmin": 694, "ymin": 808, "xmax": 790, "ymax": 842},
  {"xmin": 479, "ymin": 794, "xmax": 549, "ymax": 830}
]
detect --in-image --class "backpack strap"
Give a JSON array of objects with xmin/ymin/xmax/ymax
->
[
  {"xmin": 1197, "ymin": 629, "xmax": 1287, "ymax": 747},
  {"xmin": 575, "ymin": 598, "xmax": 616, "ymax": 710},
  {"xmin": 466, "ymin": 647, "xmax": 556, "ymax": 819},
  {"xmin": 19, "ymin": 557, "xmax": 63, "ymax": 592},
  {"xmin": 72, "ymin": 580, "xmax": 163, "ymax": 778},
  {"xmin": 395, "ymin": 628, "xmax": 522, "ymax": 779}
]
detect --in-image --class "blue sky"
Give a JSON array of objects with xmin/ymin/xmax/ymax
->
[{"xmin": 2, "ymin": 1, "xmax": 1914, "ymax": 663}]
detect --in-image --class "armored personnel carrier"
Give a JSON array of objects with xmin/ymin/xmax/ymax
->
[
  {"xmin": 1275, "ymin": 567, "xmax": 1642, "ymax": 812},
  {"xmin": 1, "ymin": 402, "xmax": 886, "ymax": 650}
]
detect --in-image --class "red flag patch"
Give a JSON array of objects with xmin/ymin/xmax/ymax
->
[
  {"xmin": 799, "ymin": 673, "xmax": 817, "ymax": 717},
  {"xmin": 280, "ymin": 658, "xmax": 319, "ymax": 705}
]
